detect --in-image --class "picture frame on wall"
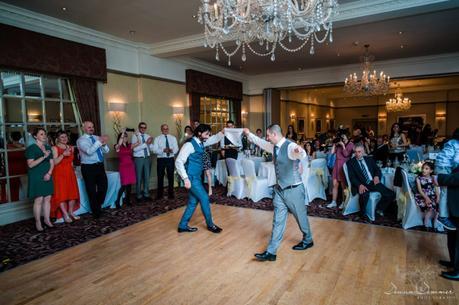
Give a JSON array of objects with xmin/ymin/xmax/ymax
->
[
  {"xmin": 398, "ymin": 114, "xmax": 426, "ymax": 129},
  {"xmin": 298, "ymin": 117, "xmax": 305, "ymax": 133},
  {"xmin": 315, "ymin": 118, "xmax": 322, "ymax": 133}
]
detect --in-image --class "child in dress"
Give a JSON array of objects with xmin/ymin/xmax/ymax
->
[{"xmin": 415, "ymin": 161, "xmax": 440, "ymax": 230}]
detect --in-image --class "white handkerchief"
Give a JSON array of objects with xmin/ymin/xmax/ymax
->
[{"xmin": 224, "ymin": 128, "xmax": 243, "ymax": 147}]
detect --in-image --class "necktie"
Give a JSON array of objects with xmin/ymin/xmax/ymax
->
[
  {"xmin": 274, "ymin": 145, "xmax": 279, "ymax": 162},
  {"xmin": 165, "ymin": 135, "xmax": 170, "ymax": 157},
  {"xmin": 359, "ymin": 159, "xmax": 371, "ymax": 184},
  {"xmin": 141, "ymin": 134, "xmax": 149, "ymax": 157},
  {"xmin": 89, "ymin": 135, "xmax": 104, "ymax": 162}
]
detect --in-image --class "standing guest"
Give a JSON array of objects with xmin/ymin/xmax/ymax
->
[
  {"xmin": 421, "ymin": 124, "xmax": 434, "ymax": 147},
  {"xmin": 26, "ymin": 128, "xmax": 54, "ymax": 231},
  {"xmin": 346, "ymin": 144, "xmax": 396, "ymax": 218},
  {"xmin": 51, "ymin": 130, "xmax": 80, "ymax": 223},
  {"xmin": 77, "ymin": 121, "xmax": 109, "ymax": 219},
  {"xmin": 414, "ymin": 162, "xmax": 440, "ymax": 230},
  {"xmin": 372, "ymin": 136, "xmax": 389, "ymax": 166},
  {"xmin": 286, "ymin": 125, "xmax": 298, "ymax": 142},
  {"xmin": 250, "ymin": 128, "xmax": 265, "ymax": 156},
  {"xmin": 180, "ymin": 125, "xmax": 193, "ymax": 146},
  {"xmin": 131, "ymin": 122, "xmax": 154, "ymax": 203},
  {"xmin": 175, "ymin": 124, "xmax": 224, "ymax": 233},
  {"xmin": 389, "ymin": 123, "xmax": 408, "ymax": 162},
  {"xmin": 367, "ymin": 126, "xmax": 375, "ymax": 138},
  {"xmin": 304, "ymin": 141, "xmax": 316, "ymax": 162},
  {"xmin": 192, "ymin": 119, "xmax": 200, "ymax": 131},
  {"xmin": 203, "ymin": 145, "xmax": 213, "ymax": 196},
  {"xmin": 220, "ymin": 120, "xmax": 239, "ymax": 160},
  {"xmin": 435, "ymin": 128, "xmax": 459, "ymax": 230},
  {"xmin": 327, "ymin": 132, "xmax": 354, "ymax": 209},
  {"xmin": 243, "ymin": 125, "xmax": 313, "ymax": 262},
  {"xmin": 153, "ymin": 124, "xmax": 179, "ymax": 200},
  {"xmin": 432, "ymin": 168, "xmax": 459, "ymax": 281},
  {"xmin": 115, "ymin": 129, "xmax": 139, "ymax": 208}
]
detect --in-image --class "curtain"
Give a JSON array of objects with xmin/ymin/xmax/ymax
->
[{"xmin": 71, "ymin": 78, "xmax": 101, "ymax": 134}]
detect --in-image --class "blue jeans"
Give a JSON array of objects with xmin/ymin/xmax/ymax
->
[{"xmin": 178, "ymin": 176, "xmax": 214, "ymax": 229}]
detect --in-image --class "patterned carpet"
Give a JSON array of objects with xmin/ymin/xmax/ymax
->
[{"xmin": 0, "ymin": 186, "xmax": 434, "ymax": 272}]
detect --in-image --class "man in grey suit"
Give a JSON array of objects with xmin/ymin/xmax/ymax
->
[{"xmin": 243, "ymin": 124, "xmax": 313, "ymax": 262}]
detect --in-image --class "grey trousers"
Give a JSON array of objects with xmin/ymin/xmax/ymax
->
[
  {"xmin": 134, "ymin": 157, "xmax": 151, "ymax": 198},
  {"xmin": 437, "ymin": 166, "xmax": 450, "ymax": 218},
  {"xmin": 267, "ymin": 184, "xmax": 313, "ymax": 255}
]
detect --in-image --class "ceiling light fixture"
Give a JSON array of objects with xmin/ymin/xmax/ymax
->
[
  {"xmin": 344, "ymin": 44, "xmax": 390, "ymax": 96},
  {"xmin": 386, "ymin": 85, "xmax": 412, "ymax": 112},
  {"xmin": 197, "ymin": 0, "xmax": 338, "ymax": 65}
]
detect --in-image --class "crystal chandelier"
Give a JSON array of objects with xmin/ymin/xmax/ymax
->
[
  {"xmin": 386, "ymin": 87, "xmax": 412, "ymax": 112},
  {"xmin": 344, "ymin": 44, "xmax": 390, "ymax": 96},
  {"xmin": 197, "ymin": 0, "xmax": 338, "ymax": 65}
]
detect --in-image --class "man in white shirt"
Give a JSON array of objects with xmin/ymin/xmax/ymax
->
[
  {"xmin": 131, "ymin": 122, "xmax": 154, "ymax": 203},
  {"xmin": 153, "ymin": 124, "xmax": 179, "ymax": 199},
  {"xmin": 220, "ymin": 120, "xmax": 239, "ymax": 160},
  {"xmin": 76, "ymin": 121, "xmax": 110, "ymax": 219},
  {"xmin": 244, "ymin": 125, "xmax": 313, "ymax": 262},
  {"xmin": 175, "ymin": 124, "xmax": 224, "ymax": 233}
]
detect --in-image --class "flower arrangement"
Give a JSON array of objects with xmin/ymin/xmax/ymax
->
[
  {"xmin": 262, "ymin": 151, "xmax": 273, "ymax": 162},
  {"xmin": 410, "ymin": 161, "xmax": 423, "ymax": 174}
]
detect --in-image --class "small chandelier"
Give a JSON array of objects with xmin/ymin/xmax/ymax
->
[
  {"xmin": 197, "ymin": 0, "xmax": 338, "ymax": 66},
  {"xmin": 386, "ymin": 87, "xmax": 412, "ymax": 112},
  {"xmin": 344, "ymin": 44, "xmax": 390, "ymax": 96}
]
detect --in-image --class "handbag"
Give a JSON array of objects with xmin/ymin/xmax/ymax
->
[{"xmin": 327, "ymin": 153, "xmax": 336, "ymax": 169}]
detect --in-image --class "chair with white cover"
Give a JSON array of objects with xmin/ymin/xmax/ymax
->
[
  {"xmin": 241, "ymin": 159, "xmax": 272, "ymax": 202},
  {"xmin": 342, "ymin": 162, "xmax": 382, "ymax": 220},
  {"xmin": 400, "ymin": 169, "xmax": 424, "ymax": 229},
  {"xmin": 226, "ymin": 158, "xmax": 247, "ymax": 199},
  {"xmin": 303, "ymin": 158, "xmax": 328, "ymax": 204}
]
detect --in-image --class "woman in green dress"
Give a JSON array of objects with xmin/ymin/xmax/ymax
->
[{"xmin": 25, "ymin": 128, "xmax": 54, "ymax": 231}]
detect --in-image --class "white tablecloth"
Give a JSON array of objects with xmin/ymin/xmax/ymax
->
[
  {"xmin": 215, "ymin": 156, "xmax": 266, "ymax": 186},
  {"xmin": 258, "ymin": 162, "xmax": 277, "ymax": 186}
]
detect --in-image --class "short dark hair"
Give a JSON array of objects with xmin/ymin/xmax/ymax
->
[
  {"xmin": 194, "ymin": 123, "xmax": 212, "ymax": 137},
  {"xmin": 226, "ymin": 120, "xmax": 234, "ymax": 125},
  {"xmin": 138, "ymin": 122, "xmax": 147, "ymax": 128},
  {"xmin": 256, "ymin": 128, "xmax": 262, "ymax": 133},
  {"xmin": 32, "ymin": 127, "xmax": 46, "ymax": 138}
]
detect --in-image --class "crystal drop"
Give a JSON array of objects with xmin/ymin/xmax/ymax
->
[
  {"xmin": 216, "ymin": 52, "xmax": 219, "ymax": 61},
  {"xmin": 242, "ymin": 53, "xmax": 246, "ymax": 62},
  {"xmin": 271, "ymin": 53, "xmax": 275, "ymax": 61},
  {"xmin": 329, "ymin": 33, "xmax": 333, "ymax": 43},
  {"xmin": 309, "ymin": 45, "xmax": 315, "ymax": 55},
  {"xmin": 289, "ymin": 36, "xmax": 292, "ymax": 43},
  {"xmin": 228, "ymin": 58, "xmax": 231, "ymax": 66},
  {"xmin": 259, "ymin": 40, "xmax": 264, "ymax": 46},
  {"xmin": 204, "ymin": 42, "xmax": 207, "ymax": 48}
]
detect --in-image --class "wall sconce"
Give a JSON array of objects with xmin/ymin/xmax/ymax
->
[
  {"xmin": 241, "ymin": 110, "xmax": 248, "ymax": 127},
  {"xmin": 326, "ymin": 113, "xmax": 330, "ymax": 119},
  {"xmin": 108, "ymin": 102, "xmax": 127, "ymax": 138},
  {"xmin": 436, "ymin": 113, "xmax": 446, "ymax": 119},
  {"xmin": 290, "ymin": 113, "xmax": 296, "ymax": 120},
  {"xmin": 310, "ymin": 113, "xmax": 315, "ymax": 118}
]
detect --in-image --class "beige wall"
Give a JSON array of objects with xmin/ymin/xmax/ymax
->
[
  {"xmin": 102, "ymin": 71, "xmax": 189, "ymax": 188},
  {"xmin": 242, "ymin": 94, "xmax": 264, "ymax": 132}
]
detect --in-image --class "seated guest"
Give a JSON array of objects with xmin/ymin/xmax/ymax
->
[
  {"xmin": 304, "ymin": 141, "xmax": 316, "ymax": 162},
  {"xmin": 153, "ymin": 124, "xmax": 179, "ymax": 199},
  {"xmin": 192, "ymin": 119, "xmax": 200, "ymax": 131},
  {"xmin": 180, "ymin": 125, "xmax": 193, "ymax": 146},
  {"xmin": 220, "ymin": 120, "xmax": 239, "ymax": 160},
  {"xmin": 346, "ymin": 144, "xmax": 396, "ymax": 218},
  {"xmin": 414, "ymin": 161, "xmax": 440, "ymax": 230},
  {"xmin": 26, "ymin": 128, "xmax": 54, "ymax": 231},
  {"xmin": 51, "ymin": 130, "xmax": 80, "ymax": 222},
  {"xmin": 372, "ymin": 137, "xmax": 389, "ymax": 166},
  {"xmin": 286, "ymin": 125, "xmax": 298, "ymax": 142},
  {"xmin": 77, "ymin": 121, "xmax": 109, "ymax": 219},
  {"xmin": 250, "ymin": 128, "xmax": 264, "ymax": 156},
  {"xmin": 115, "ymin": 129, "xmax": 139, "ymax": 208}
]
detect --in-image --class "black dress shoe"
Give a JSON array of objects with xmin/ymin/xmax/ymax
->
[
  {"xmin": 439, "ymin": 260, "xmax": 454, "ymax": 268},
  {"xmin": 292, "ymin": 241, "xmax": 314, "ymax": 251},
  {"xmin": 177, "ymin": 226, "xmax": 198, "ymax": 233},
  {"xmin": 441, "ymin": 271, "xmax": 459, "ymax": 281},
  {"xmin": 254, "ymin": 251, "xmax": 276, "ymax": 261},
  {"xmin": 207, "ymin": 225, "xmax": 222, "ymax": 233},
  {"xmin": 143, "ymin": 196, "xmax": 153, "ymax": 202}
]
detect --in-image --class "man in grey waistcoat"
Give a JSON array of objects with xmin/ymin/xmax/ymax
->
[{"xmin": 244, "ymin": 124, "xmax": 313, "ymax": 262}]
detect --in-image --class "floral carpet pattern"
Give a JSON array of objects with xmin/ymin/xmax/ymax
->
[{"xmin": 0, "ymin": 186, "xmax": 434, "ymax": 272}]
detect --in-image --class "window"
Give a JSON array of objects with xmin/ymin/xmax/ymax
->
[
  {"xmin": 199, "ymin": 96, "xmax": 236, "ymax": 134},
  {"xmin": 0, "ymin": 71, "xmax": 83, "ymax": 204}
]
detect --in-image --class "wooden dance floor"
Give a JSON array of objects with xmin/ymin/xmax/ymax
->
[{"xmin": 1, "ymin": 205, "xmax": 458, "ymax": 305}]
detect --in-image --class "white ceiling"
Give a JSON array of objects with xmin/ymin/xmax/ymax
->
[{"xmin": 3, "ymin": 0, "xmax": 459, "ymax": 75}]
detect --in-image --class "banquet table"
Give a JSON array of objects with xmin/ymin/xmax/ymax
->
[
  {"xmin": 215, "ymin": 156, "xmax": 265, "ymax": 186},
  {"xmin": 56, "ymin": 170, "xmax": 121, "ymax": 222},
  {"xmin": 258, "ymin": 162, "xmax": 277, "ymax": 186}
]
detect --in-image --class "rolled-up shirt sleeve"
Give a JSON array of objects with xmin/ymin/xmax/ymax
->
[
  {"xmin": 287, "ymin": 143, "xmax": 306, "ymax": 160},
  {"xmin": 175, "ymin": 142, "xmax": 194, "ymax": 180},
  {"xmin": 206, "ymin": 132, "xmax": 225, "ymax": 147},
  {"xmin": 247, "ymin": 133, "xmax": 274, "ymax": 154}
]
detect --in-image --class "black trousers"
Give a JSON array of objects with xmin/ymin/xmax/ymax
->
[
  {"xmin": 81, "ymin": 163, "xmax": 108, "ymax": 217},
  {"xmin": 157, "ymin": 157, "xmax": 175, "ymax": 196},
  {"xmin": 447, "ymin": 217, "xmax": 459, "ymax": 271},
  {"xmin": 359, "ymin": 182, "xmax": 396, "ymax": 213}
]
